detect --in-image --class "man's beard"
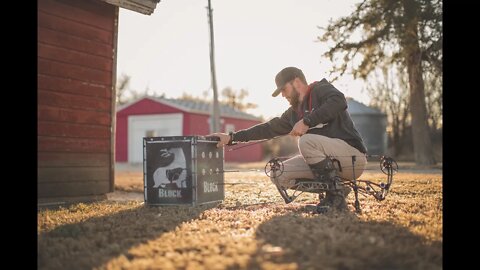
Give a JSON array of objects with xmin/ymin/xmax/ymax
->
[{"xmin": 289, "ymin": 86, "xmax": 300, "ymax": 108}]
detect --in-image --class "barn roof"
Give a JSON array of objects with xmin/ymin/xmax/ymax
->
[
  {"xmin": 346, "ymin": 98, "xmax": 386, "ymax": 116},
  {"xmin": 118, "ymin": 96, "xmax": 263, "ymax": 121}
]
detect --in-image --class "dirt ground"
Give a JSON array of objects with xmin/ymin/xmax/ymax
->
[
  {"xmin": 109, "ymin": 161, "xmax": 441, "ymax": 199},
  {"xmin": 38, "ymin": 161, "xmax": 442, "ymax": 270}
]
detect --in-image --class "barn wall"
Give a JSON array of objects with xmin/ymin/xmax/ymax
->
[
  {"xmin": 115, "ymin": 99, "xmax": 185, "ymax": 162},
  {"xmin": 38, "ymin": 0, "xmax": 117, "ymax": 199},
  {"xmin": 115, "ymin": 98, "xmax": 264, "ymax": 163},
  {"xmin": 221, "ymin": 117, "xmax": 263, "ymax": 162},
  {"xmin": 185, "ymin": 113, "xmax": 211, "ymax": 136},
  {"xmin": 115, "ymin": 112, "xmax": 128, "ymax": 161},
  {"xmin": 186, "ymin": 114, "xmax": 263, "ymax": 162},
  {"xmin": 117, "ymin": 99, "xmax": 184, "ymax": 116}
]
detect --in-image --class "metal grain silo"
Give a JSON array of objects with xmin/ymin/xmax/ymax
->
[{"xmin": 346, "ymin": 98, "xmax": 387, "ymax": 155}]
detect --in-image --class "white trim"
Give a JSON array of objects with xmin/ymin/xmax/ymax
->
[{"xmin": 128, "ymin": 113, "xmax": 183, "ymax": 163}]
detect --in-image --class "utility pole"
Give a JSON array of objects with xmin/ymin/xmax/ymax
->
[{"xmin": 207, "ymin": 0, "xmax": 221, "ymax": 133}]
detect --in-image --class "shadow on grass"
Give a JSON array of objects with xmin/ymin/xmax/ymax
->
[
  {"xmin": 38, "ymin": 202, "xmax": 214, "ymax": 270},
  {"xmin": 243, "ymin": 210, "xmax": 442, "ymax": 270}
]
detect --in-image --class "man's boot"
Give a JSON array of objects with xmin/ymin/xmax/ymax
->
[
  {"xmin": 328, "ymin": 189, "xmax": 348, "ymax": 211},
  {"xmin": 316, "ymin": 191, "xmax": 333, "ymax": 213},
  {"xmin": 308, "ymin": 158, "xmax": 348, "ymax": 213},
  {"xmin": 308, "ymin": 158, "xmax": 337, "ymax": 183}
]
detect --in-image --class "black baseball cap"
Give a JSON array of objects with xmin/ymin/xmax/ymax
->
[{"xmin": 272, "ymin": 67, "xmax": 304, "ymax": 97}]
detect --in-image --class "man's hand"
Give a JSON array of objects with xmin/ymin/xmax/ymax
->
[
  {"xmin": 207, "ymin": 132, "xmax": 231, "ymax": 148},
  {"xmin": 289, "ymin": 119, "xmax": 309, "ymax": 136}
]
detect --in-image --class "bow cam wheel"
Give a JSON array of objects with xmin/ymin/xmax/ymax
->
[
  {"xmin": 264, "ymin": 158, "xmax": 284, "ymax": 177},
  {"xmin": 380, "ymin": 156, "xmax": 398, "ymax": 175}
]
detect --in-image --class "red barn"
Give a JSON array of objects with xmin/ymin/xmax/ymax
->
[
  {"xmin": 115, "ymin": 97, "xmax": 264, "ymax": 163},
  {"xmin": 38, "ymin": 0, "xmax": 160, "ymax": 204}
]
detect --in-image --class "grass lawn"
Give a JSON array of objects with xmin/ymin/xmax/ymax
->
[{"xmin": 38, "ymin": 162, "xmax": 442, "ymax": 269}]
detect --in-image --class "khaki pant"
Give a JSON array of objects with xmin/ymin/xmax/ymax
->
[{"xmin": 274, "ymin": 134, "xmax": 367, "ymax": 189}]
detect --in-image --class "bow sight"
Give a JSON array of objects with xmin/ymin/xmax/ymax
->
[{"xmin": 264, "ymin": 155, "xmax": 398, "ymax": 213}]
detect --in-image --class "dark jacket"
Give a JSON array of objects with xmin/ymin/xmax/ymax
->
[{"xmin": 233, "ymin": 79, "xmax": 367, "ymax": 154}]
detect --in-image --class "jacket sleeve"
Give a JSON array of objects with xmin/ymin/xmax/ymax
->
[
  {"xmin": 308, "ymin": 87, "xmax": 347, "ymax": 127},
  {"xmin": 233, "ymin": 108, "xmax": 293, "ymax": 142}
]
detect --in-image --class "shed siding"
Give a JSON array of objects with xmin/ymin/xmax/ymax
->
[{"xmin": 38, "ymin": 0, "xmax": 116, "ymax": 199}]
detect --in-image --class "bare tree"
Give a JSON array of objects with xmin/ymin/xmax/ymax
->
[
  {"xmin": 318, "ymin": 0, "xmax": 441, "ymax": 165},
  {"xmin": 116, "ymin": 73, "xmax": 131, "ymax": 105},
  {"xmin": 180, "ymin": 92, "xmax": 207, "ymax": 101},
  {"xmin": 366, "ymin": 66, "xmax": 410, "ymax": 157},
  {"xmin": 424, "ymin": 72, "xmax": 442, "ymax": 132},
  {"xmin": 116, "ymin": 74, "xmax": 166, "ymax": 105},
  {"xmin": 221, "ymin": 87, "xmax": 258, "ymax": 112}
]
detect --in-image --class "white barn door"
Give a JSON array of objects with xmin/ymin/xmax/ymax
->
[{"xmin": 128, "ymin": 113, "xmax": 183, "ymax": 163}]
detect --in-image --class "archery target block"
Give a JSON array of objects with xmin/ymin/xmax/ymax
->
[{"xmin": 143, "ymin": 136, "xmax": 224, "ymax": 206}]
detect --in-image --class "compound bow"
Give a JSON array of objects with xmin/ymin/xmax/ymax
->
[
  {"xmin": 225, "ymin": 135, "xmax": 398, "ymax": 213},
  {"xmin": 264, "ymin": 154, "xmax": 398, "ymax": 213}
]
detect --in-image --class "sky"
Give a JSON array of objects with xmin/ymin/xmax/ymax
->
[{"xmin": 116, "ymin": 0, "xmax": 369, "ymax": 120}]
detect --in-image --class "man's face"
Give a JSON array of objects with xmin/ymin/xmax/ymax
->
[{"xmin": 281, "ymin": 81, "xmax": 300, "ymax": 108}]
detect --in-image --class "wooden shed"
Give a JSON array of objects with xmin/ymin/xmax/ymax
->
[
  {"xmin": 115, "ymin": 97, "xmax": 264, "ymax": 163},
  {"xmin": 38, "ymin": 0, "xmax": 160, "ymax": 204}
]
